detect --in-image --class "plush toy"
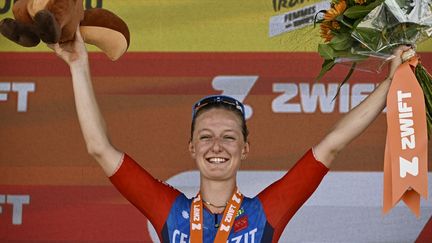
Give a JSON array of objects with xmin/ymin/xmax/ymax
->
[{"xmin": 0, "ymin": 0, "xmax": 130, "ymax": 61}]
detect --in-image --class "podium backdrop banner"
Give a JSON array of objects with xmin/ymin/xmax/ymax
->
[{"xmin": 1, "ymin": 0, "xmax": 432, "ymax": 242}]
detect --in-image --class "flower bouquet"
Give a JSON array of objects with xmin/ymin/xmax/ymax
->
[
  {"xmin": 316, "ymin": 0, "xmax": 432, "ymax": 131},
  {"xmin": 315, "ymin": 0, "xmax": 432, "ymax": 216}
]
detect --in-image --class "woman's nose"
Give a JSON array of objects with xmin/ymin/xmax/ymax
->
[{"xmin": 211, "ymin": 138, "xmax": 223, "ymax": 152}]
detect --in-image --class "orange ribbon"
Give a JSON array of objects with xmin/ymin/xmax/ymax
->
[
  {"xmin": 190, "ymin": 188, "xmax": 243, "ymax": 243},
  {"xmin": 384, "ymin": 56, "xmax": 428, "ymax": 217}
]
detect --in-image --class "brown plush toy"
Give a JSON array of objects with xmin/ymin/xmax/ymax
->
[{"xmin": 0, "ymin": 0, "xmax": 130, "ymax": 61}]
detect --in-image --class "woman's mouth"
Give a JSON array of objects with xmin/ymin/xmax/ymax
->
[{"xmin": 206, "ymin": 157, "xmax": 229, "ymax": 164}]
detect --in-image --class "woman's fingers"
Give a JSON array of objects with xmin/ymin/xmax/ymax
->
[
  {"xmin": 387, "ymin": 45, "xmax": 413, "ymax": 80},
  {"xmin": 46, "ymin": 27, "xmax": 88, "ymax": 65},
  {"xmin": 394, "ymin": 45, "xmax": 411, "ymax": 53},
  {"xmin": 393, "ymin": 45, "xmax": 412, "ymax": 60},
  {"xmin": 46, "ymin": 43, "xmax": 61, "ymax": 53},
  {"xmin": 75, "ymin": 28, "xmax": 84, "ymax": 42},
  {"xmin": 401, "ymin": 49, "xmax": 416, "ymax": 63}
]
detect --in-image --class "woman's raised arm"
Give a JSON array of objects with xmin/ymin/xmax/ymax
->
[
  {"xmin": 49, "ymin": 29, "xmax": 122, "ymax": 176},
  {"xmin": 313, "ymin": 45, "xmax": 412, "ymax": 168}
]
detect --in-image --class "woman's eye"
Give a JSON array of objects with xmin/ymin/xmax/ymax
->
[
  {"xmin": 223, "ymin": 136, "xmax": 235, "ymax": 141},
  {"xmin": 199, "ymin": 135, "xmax": 211, "ymax": 140}
]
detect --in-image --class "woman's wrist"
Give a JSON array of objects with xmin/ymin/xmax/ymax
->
[
  {"xmin": 378, "ymin": 76, "xmax": 392, "ymax": 92},
  {"xmin": 69, "ymin": 59, "xmax": 89, "ymax": 72}
]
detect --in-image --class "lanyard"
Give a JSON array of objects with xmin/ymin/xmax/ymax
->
[{"xmin": 190, "ymin": 188, "xmax": 243, "ymax": 243}]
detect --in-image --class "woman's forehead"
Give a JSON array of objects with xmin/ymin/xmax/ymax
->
[{"xmin": 195, "ymin": 109, "xmax": 242, "ymax": 129}]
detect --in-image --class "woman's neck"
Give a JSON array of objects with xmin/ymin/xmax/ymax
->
[{"xmin": 200, "ymin": 177, "xmax": 236, "ymax": 214}]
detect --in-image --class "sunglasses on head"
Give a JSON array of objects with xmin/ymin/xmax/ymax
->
[{"xmin": 192, "ymin": 95, "xmax": 245, "ymax": 120}]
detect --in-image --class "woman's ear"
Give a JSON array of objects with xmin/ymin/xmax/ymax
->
[
  {"xmin": 241, "ymin": 142, "xmax": 250, "ymax": 160},
  {"xmin": 188, "ymin": 141, "xmax": 196, "ymax": 158}
]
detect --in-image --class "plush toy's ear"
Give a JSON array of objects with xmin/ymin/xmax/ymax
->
[{"xmin": 79, "ymin": 8, "xmax": 130, "ymax": 61}]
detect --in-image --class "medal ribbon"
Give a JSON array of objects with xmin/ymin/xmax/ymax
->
[
  {"xmin": 190, "ymin": 188, "xmax": 243, "ymax": 243},
  {"xmin": 383, "ymin": 57, "xmax": 428, "ymax": 217}
]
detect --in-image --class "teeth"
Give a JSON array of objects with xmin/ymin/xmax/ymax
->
[{"xmin": 208, "ymin": 157, "xmax": 228, "ymax": 164}]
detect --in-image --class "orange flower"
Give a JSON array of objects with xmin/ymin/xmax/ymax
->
[
  {"xmin": 354, "ymin": 0, "xmax": 367, "ymax": 5},
  {"xmin": 331, "ymin": 21, "xmax": 341, "ymax": 30},
  {"xmin": 324, "ymin": 0, "xmax": 347, "ymax": 21},
  {"xmin": 319, "ymin": 0, "xmax": 346, "ymax": 42},
  {"xmin": 320, "ymin": 22, "xmax": 334, "ymax": 42}
]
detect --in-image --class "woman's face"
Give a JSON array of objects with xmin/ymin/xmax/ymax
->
[{"xmin": 189, "ymin": 108, "xmax": 249, "ymax": 181}]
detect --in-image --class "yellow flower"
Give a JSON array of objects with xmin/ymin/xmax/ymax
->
[
  {"xmin": 324, "ymin": 0, "xmax": 347, "ymax": 21},
  {"xmin": 320, "ymin": 22, "xmax": 334, "ymax": 42}
]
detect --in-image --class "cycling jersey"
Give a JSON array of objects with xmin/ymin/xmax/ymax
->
[{"xmin": 110, "ymin": 149, "xmax": 328, "ymax": 243}]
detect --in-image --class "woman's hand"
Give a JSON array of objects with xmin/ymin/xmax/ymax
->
[
  {"xmin": 387, "ymin": 45, "xmax": 413, "ymax": 81},
  {"xmin": 47, "ymin": 28, "xmax": 88, "ymax": 68},
  {"xmin": 314, "ymin": 45, "xmax": 415, "ymax": 168}
]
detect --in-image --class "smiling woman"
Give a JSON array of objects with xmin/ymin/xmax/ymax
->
[
  {"xmin": 109, "ymin": 95, "xmax": 328, "ymax": 242},
  {"xmin": 190, "ymin": 104, "xmax": 249, "ymax": 205},
  {"xmin": 50, "ymin": 25, "xmax": 410, "ymax": 242}
]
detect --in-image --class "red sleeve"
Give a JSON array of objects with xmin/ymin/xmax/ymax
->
[
  {"xmin": 257, "ymin": 148, "xmax": 328, "ymax": 241},
  {"xmin": 109, "ymin": 153, "xmax": 181, "ymax": 237}
]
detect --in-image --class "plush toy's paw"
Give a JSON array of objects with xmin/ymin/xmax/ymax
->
[
  {"xmin": 34, "ymin": 10, "xmax": 61, "ymax": 44},
  {"xmin": 0, "ymin": 18, "xmax": 40, "ymax": 47}
]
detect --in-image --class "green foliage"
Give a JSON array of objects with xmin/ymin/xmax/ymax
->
[
  {"xmin": 343, "ymin": 0, "xmax": 384, "ymax": 19},
  {"xmin": 315, "ymin": 0, "xmax": 387, "ymax": 81},
  {"xmin": 318, "ymin": 44, "xmax": 335, "ymax": 59},
  {"xmin": 415, "ymin": 64, "xmax": 432, "ymax": 138},
  {"xmin": 352, "ymin": 27, "xmax": 383, "ymax": 50},
  {"xmin": 330, "ymin": 33, "xmax": 354, "ymax": 50},
  {"xmin": 315, "ymin": 0, "xmax": 432, "ymax": 93},
  {"xmin": 316, "ymin": 59, "xmax": 336, "ymax": 81}
]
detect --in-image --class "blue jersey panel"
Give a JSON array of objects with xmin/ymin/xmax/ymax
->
[{"xmin": 163, "ymin": 194, "xmax": 271, "ymax": 243}]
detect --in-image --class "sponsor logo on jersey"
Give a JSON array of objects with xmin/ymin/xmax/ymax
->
[
  {"xmin": 234, "ymin": 215, "xmax": 249, "ymax": 233},
  {"xmin": 236, "ymin": 207, "xmax": 245, "ymax": 218}
]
